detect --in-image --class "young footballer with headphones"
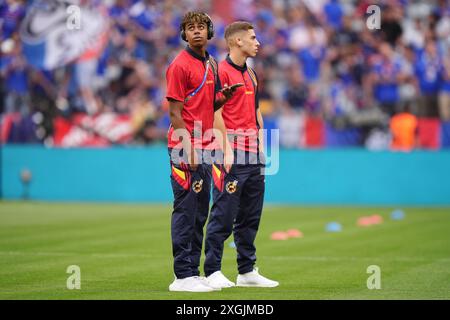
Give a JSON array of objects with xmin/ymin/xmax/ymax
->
[{"xmin": 165, "ymin": 11, "xmax": 238, "ymax": 292}]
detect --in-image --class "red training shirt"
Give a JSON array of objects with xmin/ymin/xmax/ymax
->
[
  {"xmin": 166, "ymin": 46, "xmax": 221, "ymax": 150},
  {"xmin": 219, "ymin": 55, "xmax": 260, "ymax": 153}
]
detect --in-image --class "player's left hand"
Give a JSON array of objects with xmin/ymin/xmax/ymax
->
[{"xmin": 221, "ymin": 83, "xmax": 243, "ymax": 100}]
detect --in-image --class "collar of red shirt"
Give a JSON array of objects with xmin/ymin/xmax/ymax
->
[
  {"xmin": 226, "ymin": 54, "xmax": 247, "ymax": 72},
  {"xmin": 185, "ymin": 45, "xmax": 210, "ymax": 62}
]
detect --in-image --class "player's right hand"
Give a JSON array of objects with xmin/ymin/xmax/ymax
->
[{"xmin": 224, "ymin": 148, "xmax": 234, "ymax": 173}]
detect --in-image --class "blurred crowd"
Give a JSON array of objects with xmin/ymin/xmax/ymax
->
[{"xmin": 1, "ymin": 0, "xmax": 450, "ymax": 149}]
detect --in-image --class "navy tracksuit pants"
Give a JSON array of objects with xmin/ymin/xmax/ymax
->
[
  {"xmin": 204, "ymin": 159, "xmax": 265, "ymax": 276},
  {"xmin": 169, "ymin": 149, "xmax": 212, "ymax": 279}
]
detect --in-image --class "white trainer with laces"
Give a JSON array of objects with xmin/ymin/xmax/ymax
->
[
  {"xmin": 236, "ymin": 268, "xmax": 279, "ymax": 288},
  {"xmin": 205, "ymin": 271, "xmax": 236, "ymax": 289},
  {"xmin": 169, "ymin": 276, "xmax": 215, "ymax": 292}
]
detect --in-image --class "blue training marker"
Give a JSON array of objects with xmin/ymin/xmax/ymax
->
[
  {"xmin": 325, "ymin": 222, "xmax": 342, "ymax": 232},
  {"xmin": 391, "ymin": 209, "xmax": 405, "ymax": 220}
]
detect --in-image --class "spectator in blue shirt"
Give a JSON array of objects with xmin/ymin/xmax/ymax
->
[
  {"xmin": 323, "ymin": 0, "xmax": 343, "ymax": 31},
  {"xmin": 109, "ymin": 0, "xmax": 131, "ymax": 35},
  {"xmin": 128, "ymin": 0, "xmax": 162, "ymax": 61},
  {"xmin": 1, "ymin": 36, "xmax": 30, "ymax": 115},
  {"xmin": 0, "ymin": 0, "xmax": 26, "ymax": 41},
  {"xmin": 296, "ymin": 19, "xmax": 326, "ymax": 84},
  {"xmin": 370, "ymin": 42, "xmax": 405, "ymax": 116}
]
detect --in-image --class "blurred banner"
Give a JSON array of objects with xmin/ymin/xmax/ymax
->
[
  {"xmin": 53, "ymin": 113, "xmax": 134, "ymax": 147},
  {"xmin": 19, "ymin": 0, "xmax": 108, "ymax": 70}
]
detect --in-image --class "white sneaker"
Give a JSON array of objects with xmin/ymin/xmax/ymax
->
[
  {"xmin": 169, "ymin": 276, "xmax": 215, "ymax": 292},
  {"xmin": 205, "ymin": 271, "xmax": 236, "ymax": 289},
  {"xmin": 236, "ymin": 268, "xmax": 279, "ymax": 288},
  {"xmin": 198, "ymin": 276, "xmax": 222, "ymax": 291}
]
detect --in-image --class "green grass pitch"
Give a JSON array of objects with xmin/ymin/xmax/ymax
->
[{"xmin": 0, "ymin": 201, "xmax": 449, "ymax": 299}]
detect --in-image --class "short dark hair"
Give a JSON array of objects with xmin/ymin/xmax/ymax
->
[
  {"xmin": 224, "ymin": 21, "xmax": 254, "ymax": 40},
  {"xmin": 180, "ymin": 11, "xmax": 210, "ymax": 31}
]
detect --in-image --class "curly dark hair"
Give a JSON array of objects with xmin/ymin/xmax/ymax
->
[{"xmin": 180, "ymin": 11, "xmax": 211, "ymax": 31}]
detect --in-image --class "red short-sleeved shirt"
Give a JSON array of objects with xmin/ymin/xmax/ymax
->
[
  {"xmin": 219, "ymin": 55, "xmax": 260, "ymax": 153},
  {"xmin": 166, "ymin": 47, "xmax": 220, "ymax": 150}
]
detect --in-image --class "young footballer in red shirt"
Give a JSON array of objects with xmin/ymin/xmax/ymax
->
[
  {"xmin": 204, "ymin": 21, "xmax": 279, "ymax": 289},
  {"xmin": 165, "ymin": 12, "xmax": 237, "ymax": 292}
]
